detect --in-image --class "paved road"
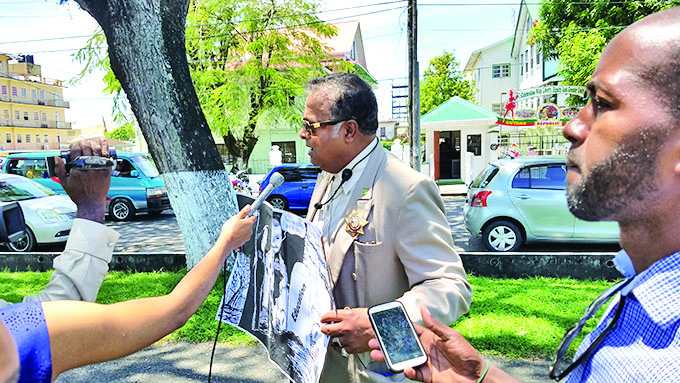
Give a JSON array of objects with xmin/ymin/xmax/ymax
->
[
  {"xmin": 58, "ymin": 342, "xmax": 552, "ymax": 383},
  {"xmin": 98, "ymin": 197, "xmax": 619, "ymax": 254}
]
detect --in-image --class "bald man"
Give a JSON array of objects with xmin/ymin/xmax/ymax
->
[{"xmin": 369, "ymin": 7, "xmax": 680, "ymax": 383}]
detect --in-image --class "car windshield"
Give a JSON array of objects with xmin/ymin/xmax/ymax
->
[
  {"xmin": 130, "ymin": 155, "xmax": 160, "ymax": 178},
  {"xmin": 0, "ymin": 177, "xmax": 55, "ymax": 202}
]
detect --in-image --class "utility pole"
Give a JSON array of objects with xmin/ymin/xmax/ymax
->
[{"xmin": 407, "ymin": 0, "xmax": 421, "ymax": 171}]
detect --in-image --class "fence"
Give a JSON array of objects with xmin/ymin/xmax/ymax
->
[{"xmin": 499, "ymin": 131, "xmax": 570, "ymax": 157}]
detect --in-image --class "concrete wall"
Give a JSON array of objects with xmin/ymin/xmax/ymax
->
[{"xmin": 0, "ymin": 252, "xmax": 620, "ymax": 280}]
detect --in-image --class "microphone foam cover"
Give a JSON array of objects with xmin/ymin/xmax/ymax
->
[{"xmin": 270, "ymin": 172, "xmax": 285, "ymax": 187}]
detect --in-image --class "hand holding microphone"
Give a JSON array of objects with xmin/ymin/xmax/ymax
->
[{"xmin": 247, "ymin": 172, "xmax": 284, "ymax": 217}]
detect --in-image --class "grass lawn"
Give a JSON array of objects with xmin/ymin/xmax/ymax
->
[
  {"xmin": 436, "ymin": 179, "xmax": 465, "ymax": 186},
  {"xmin": 0, "ymin": 271, "xmax": 613, "ymax": 358}
]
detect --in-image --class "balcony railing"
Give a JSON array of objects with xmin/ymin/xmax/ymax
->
[
  {"xmin": 0, "ymin": 95, "xmax": 70, "ymax": 108},
  {"xmin": 0, "ymin": 72, "xmax": 64, "ymax": 87},
  {"xmin": 0, "ymin": 120, "xmax": 72, "ymax": 130}
]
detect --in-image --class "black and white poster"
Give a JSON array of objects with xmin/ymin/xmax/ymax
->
[{"xmin": 217, "ymin": 194, "xmax": 333, "ymax": 383}]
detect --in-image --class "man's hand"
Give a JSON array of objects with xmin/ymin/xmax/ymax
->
[
  {"xmin": 368, "ymin": 307, "xmax": 517, "ymax": 383},
  {"xmin": 320, "ymin": 307, "xmax": 374, "ymax": 354},
  {"xmin": 54, "ymin": 138, "xmax": 112, "ymax": 223}
]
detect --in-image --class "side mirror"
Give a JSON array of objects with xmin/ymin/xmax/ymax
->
[{"xmin": 130, "ymin": 170, "xmax": 139, "ymax": 178}]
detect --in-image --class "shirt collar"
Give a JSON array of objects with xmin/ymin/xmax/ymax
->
[
  {"xmin": 329, "ymin": 138, "xmax": 379, "ymax": 195},
  {"xmin": 621, "ymin": 249, "xmax": 680, "ymax": 328}
]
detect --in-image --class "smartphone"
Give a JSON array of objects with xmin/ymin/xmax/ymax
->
[{"xmin": 368, "ymin": 301, "xmax": 428, "ymax": 372}]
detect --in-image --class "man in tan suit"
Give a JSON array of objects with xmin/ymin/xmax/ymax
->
[{"xmin": 300, "ymin": 73, "xmax": 472, "ymax": 383}]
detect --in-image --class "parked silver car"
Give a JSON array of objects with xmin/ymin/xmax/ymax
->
[
  {"xmin": 463, "ymin": 156, "xmax": 619, "ymax": 252},
  {"xmin": 0, "ymin": 174, "xmax": 76, "ymax": 252}
]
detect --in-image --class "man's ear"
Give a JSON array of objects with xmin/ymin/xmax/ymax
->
[{"xmin": 343, "ymin": 120, "xmax": 359, "ymax": 143}]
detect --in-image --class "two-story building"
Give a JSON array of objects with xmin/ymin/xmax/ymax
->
[{"xmin": 0, "ymin": 53, "xmax": 76, "ymax": 152}]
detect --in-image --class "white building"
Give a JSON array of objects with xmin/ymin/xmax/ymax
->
[
  {"xmin": 511, "ymin": 0, "xmax": 565, "ymax": 109},
  {"xmin": 463, "ymin": 37, "xmax": 518, "ymax": 115}
]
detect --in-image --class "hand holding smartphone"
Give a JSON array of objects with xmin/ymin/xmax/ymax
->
[{"xmin": 368, "ymin": 301, "xmax": 427, "ymax": 372}]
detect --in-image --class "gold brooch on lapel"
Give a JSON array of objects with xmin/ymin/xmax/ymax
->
[{"xmin": 345, "ymin": 210, "xmax": 368, "ymax": 238}]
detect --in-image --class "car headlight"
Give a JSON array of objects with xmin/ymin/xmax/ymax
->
[
  {"xmin": 37, "ymin": 209, "xmax": 72, "ymax": 224},
  {"xmin": 147, "ymin": 187, "xmax": 166, "ymax": 198}
]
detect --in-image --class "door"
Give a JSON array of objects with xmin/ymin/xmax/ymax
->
[
  {"xmin": 109, "ymin": 158, "xmax": 147, "ymax": 209},
  {"xmin": 508, "ymin": 164, "xmax": 575, "ymax": 239},
  {"xmin": 438, "ymin": 131, "xmax": 461, "ymax": 179},
  {"xmin": 298, "ymin": 167, "xmax": 321, "ymax": 207}
]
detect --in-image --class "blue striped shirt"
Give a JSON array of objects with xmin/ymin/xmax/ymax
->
[{"xmin": 567, "ymin": 250, "xmax": 680, "ymax": 382}]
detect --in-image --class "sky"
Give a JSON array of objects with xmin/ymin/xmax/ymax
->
[{"xmin": 0, "ymin": 0, "xmax": 519, "ymax": 129}]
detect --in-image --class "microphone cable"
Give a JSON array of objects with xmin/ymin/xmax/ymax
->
[
  {"xmin": 208, "ymin": 255, "xmax": 230, "ymax": 383},
  {"xmin": 313, "ymin": 138, "xmax": 380, "ymax": 210}
]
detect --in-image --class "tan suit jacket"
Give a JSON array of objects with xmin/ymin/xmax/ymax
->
[{"xmin": 309, "ymin": 147, "xmax": 472, "ymax": 383}]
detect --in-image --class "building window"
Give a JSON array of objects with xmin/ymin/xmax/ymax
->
[
  {"xmin": 530, "ymin": 46, "xmax": 534, "ymax": 69},
  {"xmin": 1, "ymin": 85, "xmax": 6, "ymax": 95},
  {"xmin": 492, "ymin": 64, "xmax": 510, "ymax": 78},
  {"xmin": 31, "ymin": 89, "xmax": 36, "ymax": 99},
  {"xmin": 41, "ymin": 112, "xmax": 47, "ymax": 121},
  {"xmin": 11, "ymin": 87, "xmax": 17, "ymax": 97},
  {"xmin": 492, "ymin": 103, "xmax": 503, "ymax": 115},
  {"xmin": 14, "ymin": 111, "xmax": 19, "ymax": 120},
  {"xmin": 524, "ymin": 50, "xmax": 529, "ymax": 74},
  {"xmin": 536, "ymin": 48, "xmax": 540, "ymax": 67},
  {"xmin": 520, "ymin": 54, "xmax": 524, "ymax": 76},
  {"xmin": 271, "ymin": 141, "xmax": 297, "ymax": 163},
  {"xmin": 16, "ymin": 134, "xmax": 21, "ymax": 144},
  {"xmin": 23, "ymin": 112, "xmax": 28, "ymax": 121},
  {"xmin": 44, "ymin": 135, "xmax": 48, "ymax": 143},
  {"xmin": 39, "ymin": 90, "xmax": 44, "ymax": 100},
  {"xmin": 25, "ymin": 134, "xmax": 30, "ymax": 143},
  {"xmin": 467, "ymin": 134, "xmax": 482, "ymax": 156},
  {"xmin": 36, "ymin": 135, "xmax": 40, "ymax": 144},
  {"xmin": 20, "ymin": 88, "xmax": 26, "ymax": 98},
  {"xmin": 33, "ymin": 112, "xmax": 38, "ymax": 121},
  {"xmin": 5, "ymin": 134, "xmax": 10, "ymax": 144},
  {"xmin": 0, "ymin": 61, "xmax": 2, "ymax": 71}
]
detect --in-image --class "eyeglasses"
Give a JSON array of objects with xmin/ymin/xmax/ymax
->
[
  {"xmin": 301, "ymin": 118, "xmax": 345, "ymax": 136},
  {"xmin": 549, "ymin": 277, "xmax": 633, "ymax": 381}
]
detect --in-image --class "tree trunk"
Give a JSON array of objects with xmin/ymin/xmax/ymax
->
[
  {"xmin": 223, "ymin": 131, "xmax": 258, "ymax": 171},
  {"xmin": 75, "ymin": 0, "xmax": 238, "ymax": 267}
]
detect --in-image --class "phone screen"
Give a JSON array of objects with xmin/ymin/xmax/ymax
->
[{"xmin": 371, "ymin": 304, "xmax": 425, "ymax": 366}]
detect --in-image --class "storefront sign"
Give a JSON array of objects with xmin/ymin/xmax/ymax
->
[{"xmin": 516, "ymin": 85, "xmax": 586, "ymax": 100}]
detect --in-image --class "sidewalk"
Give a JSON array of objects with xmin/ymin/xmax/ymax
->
[
  {"xmin": 439, "ymin": 183, "xmax": 468, "ymax": 196},
  {"xmin": 58, "ymin": 342, "xmax": 552, "ymax": 383}
]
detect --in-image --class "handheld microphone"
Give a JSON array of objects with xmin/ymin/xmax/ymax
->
[
  {"xmin": 314, "ymin": 169, "xmax": 352, "ymax": 210},
  {"xmin": 247, "ymin": 172, "xmax": 284, "ymax": 216}
]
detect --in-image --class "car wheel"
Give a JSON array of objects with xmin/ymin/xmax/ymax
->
[
  {"xmin": 110, "ymin": 199, "xmax": 135, "ymax": 221},
  {"xmin": 8, "ymin": 227, "xmax": 36, "ymax": 252},
  {"xmin": 267, "ymin": 195, "xmax": 288, "ymax": 210},
  {"xmin": 482, "ymin": 220, "xmax": 523, "ymax": 252}
]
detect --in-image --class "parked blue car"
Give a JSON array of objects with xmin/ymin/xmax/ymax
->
[
  {"xmin": 259, "ymin": 164, "xmax": 321, "ymax": 210},
  {"xmin": 2, "ymin": 151, "xmax": 170, "ymax": 221}
]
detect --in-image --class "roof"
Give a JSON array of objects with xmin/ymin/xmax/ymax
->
[
  {"xmin": 463, "ymin": 36, "xmax": 514, "ymax": 72},
  {"xmin": 511, "ymin": 0, "xmax": 542, "ymax": 55},
  {"xmin": 318, "ymin": 21, "xmax": 359, "ymax": 53},
  {"xmin": 421, "ymin": 96, "xmax": 498, "ymax": 123}
]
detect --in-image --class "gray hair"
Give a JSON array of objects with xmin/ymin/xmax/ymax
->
[{"xmin": 307, "ymin": 73, "xmax": 378, "ymax": 135}]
